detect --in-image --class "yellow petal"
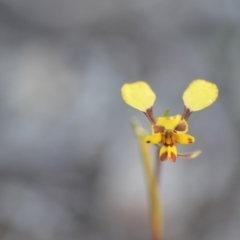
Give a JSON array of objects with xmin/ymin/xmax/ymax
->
[
  {"xmin": 121, "ymin": 81, "xmax": 156, "ymax": 112},
  {"xmin": 159, "ymin": 145, "xmax": 177, "ymax": 162},
  {"xmin": 183, "ymin": 79, "xmax": 218, "ymax": 111},
  {"xmin": 175, "ymin": 133, "xmax": 195, "ymax": 144},
  {"xmin": 159, "ymin": 145, "xmax": 168, "ymax": 161},
  {"xmin": 145, "ymin": 134, "xmax": 162, "ymax": 144},
  {"xmin": 167, "ymin": 145, "xmax": 177, "ymax": 162},
  {"xmin": 155, "ymin": 115, "xmax": 188, "ymax": 133}
]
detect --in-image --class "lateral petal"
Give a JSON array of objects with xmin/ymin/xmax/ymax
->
[
  {"xmin": 175, "ymin": 134, "xmax": 195, "ymax": 144},
  {"xmin": 177, "ymin": 150, "xmax": 202, "ymax": 159},
  {"xmin": 145, "ymin": 134, "xmax": 162, "ymax": 144}
]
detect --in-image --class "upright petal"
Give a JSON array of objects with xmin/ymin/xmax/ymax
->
[
  {"xmin": 183, "ymin": 79, "xmax": 218, "ymax": 111},
  {"xmin": 121, "ymin": 81, "xmax": 156, "ymax": 112}
]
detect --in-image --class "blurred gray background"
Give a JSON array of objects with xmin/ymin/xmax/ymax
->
[{"xmin": 0, "ymin": 0, "xmax": 239, "ymax": 240}]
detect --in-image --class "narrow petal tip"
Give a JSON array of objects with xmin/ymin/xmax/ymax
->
[{"xmin": 177, "ymin": 150, "xmax": 202, "ymax": 159}]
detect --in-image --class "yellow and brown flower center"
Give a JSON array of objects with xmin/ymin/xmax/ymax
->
[
  {"xmin": 145, "ymin": 115, "xmax": 195, "ymax": 162},
  {"xmin": 162, "ymin": 130, "xmax": 175, "ymax": 146}
]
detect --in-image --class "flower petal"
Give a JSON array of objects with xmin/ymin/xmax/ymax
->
[
  {"xmin": 183, "ymin": 79, "xmax": 218, "ymax": 111},
  {"xmin": 121, "ymin": 81, "xmax": 156, "ymax": 112},
  {"xmin": 177, "ymin": 150, "xmax": 202, "ymax": 159},
  {"xmin": 167, "ymin": 145, "xmax": 177, "ymax": 162},
  {"xmin": 175, "ymin": 133, "xmax": 195, "ymax": 144},
  {"xmin": 145, "ymin": 134, "xmax": 162, "ymax": 144},
  {"xmin": 159, "ymin": 145, "xmax": 177, "ymax": 162},
  {"xmin": 159, "ymin": 145, "xmax": 168, "ymax": 161},
  {"xmin": 155, "ymin": 115, "xmax": 188, "ymax": 133}
]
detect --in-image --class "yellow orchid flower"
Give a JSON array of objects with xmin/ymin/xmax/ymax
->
[{"xmin": 121, "ymin": 79, "xmax": 218, "ymax": 162}]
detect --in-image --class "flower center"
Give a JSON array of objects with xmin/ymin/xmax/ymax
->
[{"xmin": 162, "ymin": 130, "xmax": 175, "ymax": 146}]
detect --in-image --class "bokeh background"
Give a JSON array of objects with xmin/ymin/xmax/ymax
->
[{"xmin": 0, "ymin": 1, "xmax": 240, "ymax": 240}]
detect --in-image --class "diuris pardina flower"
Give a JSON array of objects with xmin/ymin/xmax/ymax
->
[{"xmin": 121, "ymin": 80, "xmax": 218, "ymax": 162}]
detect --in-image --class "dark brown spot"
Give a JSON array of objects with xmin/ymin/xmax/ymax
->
[
  {"xmin": 188, "ymin": 138, "xmax": 193, "ymax": 143},
  {"xmin": 170, "ymin": 152, "xmax": 177, "ymax": 162},
  {"xmin": 160, "ymin": 151, "xmax": 168, "ymax": 161},
  {"xmin": 153, "ymin": 125, "xmax": 165, "ymax": 133},
  {"xmin": 146, "ymin": 140, "xmax": 151, "ymax": 143},
  {"xmin": 175, "ymin": 122, "xmax": 187, "ymax": 132},
  {"xmin": 163, "ymin": 143, "xmax": 174, "ymax": 147}
]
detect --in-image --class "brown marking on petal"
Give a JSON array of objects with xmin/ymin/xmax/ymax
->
[
  {"xmin": 144, "ymin": 107, "xmax": 156, "ymax": 124},
  {"xmin": 188, "ymin": 138, "xmax": 193, "ymax": 143},
  {"xmin": 182, "ymin": 106, "xmax": 192, "ymax": 120},
  {"xmin": 170, "ymin": 152, "xmax": 177, "ymax": 162},
  {"xmin": 175, "ymin": 122, "xmax": 187, "ymax": 132},
  {"xmin": 146, "ymin": 140, "xmax": 151, "ymax": 143},
  {"xmin": 153, "ymin": 125, "xmax": 165, "ymax": 133},
  {"xmin": 160, "ymin": 151, "xmax": 168, "ymax": 161},
  {"xmin": 163, "ymin": 143, "xmax": 174, "ymax": 147}
]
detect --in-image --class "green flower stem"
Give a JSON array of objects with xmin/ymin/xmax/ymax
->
[
  {"xmin": 131, "ymin": 120, "xmax": 163, "ymax": 240},
  {"xmin": 154, "ymin": 150, "xmax": 161, "ymax": 182}
]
